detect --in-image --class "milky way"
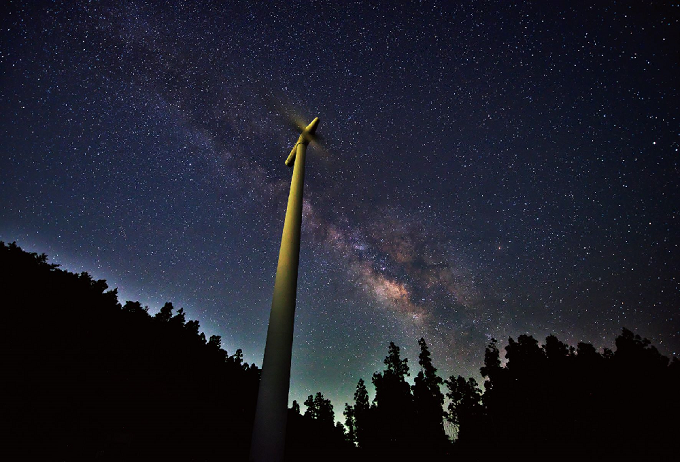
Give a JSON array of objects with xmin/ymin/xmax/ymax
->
[{"xmin": 1, "ymin": 1, "xmax": 678, "ymax": 416}]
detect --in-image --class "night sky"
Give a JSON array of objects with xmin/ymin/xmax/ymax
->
[{"xmin": 2, "ymin": 0, "xmax": 678, "ymax": 417}]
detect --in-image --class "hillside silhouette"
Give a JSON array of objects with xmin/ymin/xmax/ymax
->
[
  {"xmin": 2, "ymin": 241, "xmax": 678, "ymax": 461},
  {"xmin": 2, "ymin": 241, "xmax": 262, "ymax": 460},
  {"xmin": 1, "ymin": 242, "xmax": 353, "ymax": 461}
]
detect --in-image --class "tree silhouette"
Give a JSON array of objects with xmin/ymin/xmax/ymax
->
[
  {"xmin": 304, "ymin": 392, "xmax": 335, "ymax": 425},
  {"xmin": 343, "ymin": 403, "xmax": 356, "ymax": 444},
  {"xmin": 412, "ymin": 337, "xmax": 448, "ymax": 454},
  {"xmin": 370, "ymin": 342, "xmax": 416, "ymax": 459},
  {"xmin": 291, "ymin": 399, "xmax": 301, "ymax": 415},
  {"xmin": 351, "ymin": 378, "xmax": 371, "ymax": 450},
  {"xmin": 285, "ymin": 392, "xmax": 352, "ymax": 461},
  {"xmin": 155, "ymin": 301, "xmax": 174, "ymax": 322},
  {"xmin": 480, "ymin": 337, "xmax": 501, "ymax": 382},
  {"xmin": 445, "ymin": 376, "xmax": 482, "ymax": 437}
]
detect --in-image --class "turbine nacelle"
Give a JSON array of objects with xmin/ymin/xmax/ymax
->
[{"xmin": 285, "ymin": 117, "xmax": 320, "ymax": 167}]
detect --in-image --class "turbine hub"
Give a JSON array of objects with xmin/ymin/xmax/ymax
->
[{"xmin": 285, "ymin": 117, "xmax": 320, "ymax": 167}]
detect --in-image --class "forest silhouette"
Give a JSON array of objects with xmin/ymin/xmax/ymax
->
[{"xmin": 2, "ymin": 241, "xmax": 678, "ymax": 461}]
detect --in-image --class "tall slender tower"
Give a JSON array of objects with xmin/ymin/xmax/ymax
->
[{"xmin": 249, "ymin": 117, "xmax": 320, "ymax": 462}]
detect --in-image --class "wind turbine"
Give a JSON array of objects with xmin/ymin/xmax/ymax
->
[{"xmin": 250, "ymin": 116, "xmax": 320, "ymax": 462}]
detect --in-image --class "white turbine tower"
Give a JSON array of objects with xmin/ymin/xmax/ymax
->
[{"xmin": 250, "ymin": 117, "xmax": 320, "ymax": 462}]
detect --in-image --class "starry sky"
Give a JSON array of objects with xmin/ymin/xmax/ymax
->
[{"xmin": 2, "ymin": 0, "xmax": 678, "ymax": 416}]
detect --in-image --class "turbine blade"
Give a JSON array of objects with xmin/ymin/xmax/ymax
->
[{"xmin": 285, "ymin": 145, "xmax": 297, "ymax": 167}]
